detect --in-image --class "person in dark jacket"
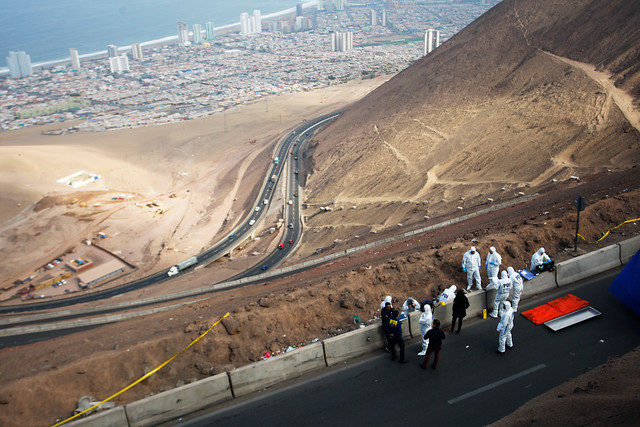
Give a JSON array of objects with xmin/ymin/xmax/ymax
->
[
  {"xmin": 420, "ymin": 319, "xmax": 446, "ymax": 370},
  {"xmin": 384, "ymin": 309, "xmax": 407, "ymax": 363},
  {"xmin": 451, "ymin": 288, "xmax": 470, "ymax": 334},
  {"xmin": 381, "ymin": 299, "xmax": 393, "ymax": 353}
]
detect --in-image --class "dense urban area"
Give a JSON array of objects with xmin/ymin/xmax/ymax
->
[{"xmin": 0, "ymin": 1, "xmax": 496, "ymax": 132}]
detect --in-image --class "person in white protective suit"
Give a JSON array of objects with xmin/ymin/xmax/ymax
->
[
  {"xmin": 531, "ymin": 248, "xmax": 552, "ymax": 274},
  {"xmin": 417, "ymin": 300, "xmax": 433, "ymax": 356},
  {"xmin": 487, "ymin": 271, "xmax": 512, "ymax": 318},
  {"xmin": 507, "ymin": 266, "xmax": 524, "ymax": 312},
  {"xmin": 462, "ymin": 246, "xmax": 482, "ymax": 290},
  {"xmin": 401, "ymin": 297, "xmax": 420, "ymax": 317},
  {"xmin": 380, "ymin": 295, "xmax": 392, "ymax": 310},
  {"xmin": 496, "ymin": 300, "xmax": 515, "ymax": 354},
  {"xmin": 485, "ymin": 247, "xmax": 502, "ymax": 280}
]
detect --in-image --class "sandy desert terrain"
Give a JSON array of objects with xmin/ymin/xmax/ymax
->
[{"xmin": 1, "ymin": 0, "xmax": 640, "ymax": 425}]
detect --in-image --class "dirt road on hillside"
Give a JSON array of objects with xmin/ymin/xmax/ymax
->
[{"xmin": 544, "ymin": 51, "xmax": 640, "ymax": 132}]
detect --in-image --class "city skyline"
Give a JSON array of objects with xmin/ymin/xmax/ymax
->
[{"xmin": 0, "ymin": 1, "xmax": 497, "ymax": 131}]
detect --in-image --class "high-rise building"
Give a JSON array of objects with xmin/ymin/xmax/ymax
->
[
  {"xmin": 381, "ymin": 10, "xmax": 387, "ymax": 26},
  {"xmin": 371, "ymin": 9, "xmax": 378, "ymax": 25},
  {"xmin": 69, "ymin": 48, "xmax": 81, "ymax": 69},
  {"xmin": 331, "ymin": 31, "xmax": 353, "ymax": 52},
  {"xmin": 240, "ymin": 12, "xmax": 250, "ymax": 35},
  {"xmin": 177, "ymin": 21, "xmax": 190, "ymax": 46},
  {"xmin": 252, "ymin": 10, "xmax": 262, "ymax": 33},
  {"xmin": 336, "ymin": 0, "xmax": 345, "ymax": 11},
  {"xmin": 296, "ymin": 2, "xmax": 303, "ymax": 16},
  {"xmin": 192, "ymin": 23, "xmax": 203, "ymax": 43},
  {"xmin": 317, "ymin": 0, "xmax": 324, "ymax": 11},
  {"xmin": 205, "ymin": 22, "xmax": 215, "ymax": 40},
  {"xmin": 6, "ymin": 51, "xmax": 33, "ymax": 78},
  {"xmin": 109, "ymin": 55, "xmax": 130, "ymax": 73},
  {"xmin": 424, "ymin": 29, "xmax": 440, "ymax": 55},
  {"xmin": 107, "ymin": 44, "xmax": 119, "ymax": 57},
  {"xmin": 131, "ymin": 43, "xmax": 143, "ymax": 60}
]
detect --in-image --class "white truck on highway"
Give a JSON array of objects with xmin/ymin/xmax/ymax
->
[{"xmin": 167, "ymin": 256, "xmax": 198, "ymax": 277}]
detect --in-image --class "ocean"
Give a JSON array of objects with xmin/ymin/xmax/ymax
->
[{"xmin": 0, "ymin": 0, "xmax": 301, "ymax": 65}]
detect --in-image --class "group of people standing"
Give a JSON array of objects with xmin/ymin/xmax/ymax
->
[
  {"xmin": 378, "ymin": 244, "xmax": 555, "ymax": 368},
  {"xmin": 462, "ymin": 245, "xmax": 554, "ymax": 291},
  {"xmin": 380, "ymin": 296, "xmax": 446, "ymax": 369}
]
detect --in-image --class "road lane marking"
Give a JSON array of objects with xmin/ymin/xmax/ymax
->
[{"xmin": 447, "ymin": 364, "xmax": 547, "ymax": 404}]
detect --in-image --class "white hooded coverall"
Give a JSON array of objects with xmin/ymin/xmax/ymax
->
[
  {"xmin": 402, "ymin": 297, "xmax": 420, "ymax": 317},
  {"xmin": 531, "ymin": 248, "xmax": 551, "ymax": 272},
  {"xmin": 485, "ymin": 247, "xmax": 502, "ymax": 280},
  {"xmin": 497, "ymin": 300, "xmax": 515, "ymax": 353},
  {"xmin": 462, "ymin": 247, "xmax": 482, "ymax": 290},
  {"xmin": 489, "ymin": 271, "xmax": 512, "ymax": 318},
  {"xmin": 380, "ymin": 295, "xmax": 392, "ymax": 310},
  {"xmin": 418, "ymin": 304, "xmax": 433, "ymax": 355},
  {"xmin": 507, "ymin": 266, "xmax": 524, "ymax": 312}
]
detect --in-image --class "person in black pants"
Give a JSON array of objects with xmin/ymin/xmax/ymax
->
[
  {"xmin": 381, "ymin": 300, "xmax": 393, "ymax": 353},
  {"xmin": 451, "ymin": 288, "xmax": 470, "ymax": 334},
  {"xmin": 384, "ymin": 309, "xmax": 407, "ymax": 363},
  {"xmin": 420, "ymin": 319, "xmax": 446, "ymax": 370}
]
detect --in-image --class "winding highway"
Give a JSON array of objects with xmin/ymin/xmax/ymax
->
[{"xmin": 0, "ymin": 111, "xmax": 340, "ymax": 317}]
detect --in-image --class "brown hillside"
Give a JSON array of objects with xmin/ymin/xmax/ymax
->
[{"xmin": 303, "ymin": 0, "xmax": 640, "ymax": 254}]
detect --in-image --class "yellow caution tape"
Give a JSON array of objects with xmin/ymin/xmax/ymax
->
[
  {"xmin": 577, "ymin": 218, "xmax": 640, "ymax": 244},
  {"xmin": 51, "ymin": 312, "xmax": 230, "ymax": 427}
]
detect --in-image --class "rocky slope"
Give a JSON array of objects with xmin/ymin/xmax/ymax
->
[{"xmin": 302, "ymin": 0, "xmax": 640, "ymax": 256}]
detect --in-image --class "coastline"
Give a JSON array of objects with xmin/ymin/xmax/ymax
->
[{"xmin": 0, "ymin": 1, "xmax": 316, "ymax": 75}]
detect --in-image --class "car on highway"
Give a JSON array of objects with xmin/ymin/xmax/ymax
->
[
  {"xmin": 255, "ymin": 206, "xmax": 260, "ymax": 212},
  {"xmin": 261, "ymin": 265, "xmax": 268, "ymax": 271},
  {"xmin": 294, "ymin": 192, "xmax": 298, "ymax": 197},
  {"xmin": 249, "ymin": 219, "xmax": 255, "ymax": 226},
  {"xmin": 288, "ymin": 200, "xmax": 293, "ymax": 205},
  {"xmin": 291, "ymin": 151, "xmax": 294, "ymax": 155},
  {"xmin": 278, "ymin": 243, "xmax": 285, "ymax": 249},
  {"xmin": 294, "ymin": 170, "xmax": 299, "ymax": 174},
  {"xmin": 288, "ymin": 239, "xmax": 294, "ymax": 244},
  {"xmin": 229, "ymin": 233, "xmax": 236, "ymax": 240},
  {"xmin": 288, "ymin": 223, "xmax": 294, "ymax": 229},
  {"xmin": 294, "ymin": 156, "xmax": 298, "ymax": 160},
  {"xmin": 263, "ymin": 199, "xmax": 268, "ymax": 205}
]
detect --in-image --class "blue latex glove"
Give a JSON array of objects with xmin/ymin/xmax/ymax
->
[
  {"xmin": 479, "ymin": 265, "xmax": 481, "ymax": 271},
  {"xmin": 462, "ymin": 267, "xmax": 466, "ymax": 273}
]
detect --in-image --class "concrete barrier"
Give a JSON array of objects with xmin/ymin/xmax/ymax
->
[
  {"xmin": 66, "ymin": 406, "xmax": 129, "ymax": 427},
  {"xmin": 433, "ymin": 300, "xmax": 453, "ymax": 328},
  {"xmin": 407, "ymin": 311, "xmax": 421, "ymax": 337},
  {"xmin": 520, "ymin": 271, "xmax": 557, "ymax": 299},
  {"xmin": 466, "ymin": 290, "xmax": 487, "ymax": 319},
  {"xmin": 228, "ymin": 342, "xmax": 325, "ymax": 397},
  {"xmin": 125, "ymin": 373, "xmax": 232, "ymax": 427},
  {"xmin": 618, "ymin": 235, "xmax": 640, "ymax": 264},
  {"xmin": 556, "ymin": 244, "xmax": 621, "ymax": 287},
  {"xmin": 323, "ymin": 323, "xmax": 387, "ymax": 366}
]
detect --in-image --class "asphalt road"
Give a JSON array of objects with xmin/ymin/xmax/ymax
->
[{"xmin": 173, "ymin": 268, "xmax": 640, "ymax": 427}]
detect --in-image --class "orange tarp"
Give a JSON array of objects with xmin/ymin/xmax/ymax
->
[{"xmin": 521, "ymin": 294, "xmax": 589, "ymax": 325}]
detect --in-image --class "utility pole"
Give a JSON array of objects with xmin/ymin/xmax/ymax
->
[{"xmin": 574, "ymin": 195, "xmax": 586, "ymax": 252}]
